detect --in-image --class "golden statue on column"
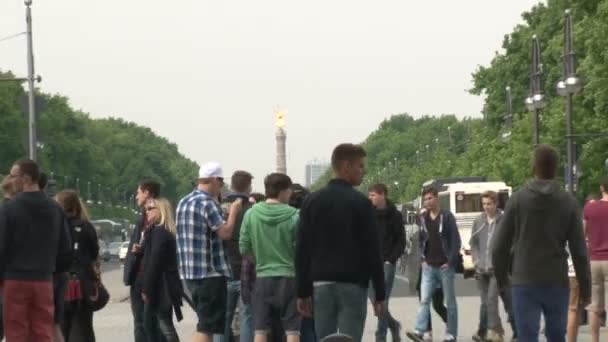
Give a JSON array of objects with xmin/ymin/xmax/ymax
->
[{"xmin": 274, "ymin": 107, "xmax": 287, "ymax": 174}]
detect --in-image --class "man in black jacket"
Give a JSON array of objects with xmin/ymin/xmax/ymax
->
[
  {"xmin": 368, "ymin": 183, "xmax": 405, "ymax": 342},
  {"xmin": 0, "ymin": 159, "xmax": 72, "ymax": 342},
  {"xmin": 492, "ymin": 145, "xmax": 591, "ymax": 342},
  {"xmin": 296, "ymin": 143, "xmax": 386, "ymax": 342},
  {"xmin": 123, "ymin": 179, "xmax": 162, "ymax": 342}
]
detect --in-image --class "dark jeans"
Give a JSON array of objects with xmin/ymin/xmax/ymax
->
[
  {"xmin": 369, "ymin": 262, "xmax": 400, "ymax": 339},
  {"xmin": 63, "ymin": 303, "xmax": 96, "ymax": 341},
  {"xmin": 512, "ymin": 285, "xmax": 569, "ymax": 342},
  {"xmin": 314, "ymin": 283, "xmax": 367, "ymax": 342},
  {"xmin": 144, "ymin": 304, "xmax": 179, "ymax": 342},
  {"xmin": 131, "ymin": 277, "xmax": 168, "ymax": 342},
  {"xmin": 301, "ymin": 317, "xmax": 317, "ymax": 342}
]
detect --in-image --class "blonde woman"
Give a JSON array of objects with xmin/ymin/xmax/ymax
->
[
  {"xmin": 55, "ymin": 190, "xmax": 99, "ymax": 342},
  {"xmin": 141, "ymin": 198, "xmax": 183, "ymax": 342}
]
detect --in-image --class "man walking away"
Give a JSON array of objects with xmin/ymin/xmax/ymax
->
[
  {"xmin": 583, "ymin": 176, "xmax": 608, "ymax": 342},
  {"xmin": 368, "ymin": 184, "xmax": 405, "ymax": 342},
  {"xmin": 406, "ymin": 187, "xmax": 461, "ymax": 342},
  {"xmin": 123, "ymin": 179, "xmax": 162, "ymax": 342},
  {"xmin": 0, "ymin": 159, "xmax": 72, "ymax": 342},
  {"xmin": 493, "ymin": 145, "xmax": 591, "ymax": 342},
  {"xmin": 176, "ymin": 162, "xmax": 243, "ymax": 342},
  {"xmin": 470, "ymin": 191, "xmax": 507, "ymax": 342},
  {"xmin": 296, "ymin": 143, "xmax": 386, "ymax": 342},
  {"xmin": 240, "ymin": 173, "xmax": 300, "ymax": 342}
]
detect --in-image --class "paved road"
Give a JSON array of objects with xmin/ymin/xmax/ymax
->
[{"xmin": 94, "ymin": 267, "xmax": 605, "ymax": 341}]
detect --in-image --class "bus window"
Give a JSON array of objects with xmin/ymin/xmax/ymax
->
[
  {"xmin": 455, "ymin": 193, "xmax": 482, "ymax": 213},
  {"xmin": 498, "ymin": 191, "xmax": 510, "ymax": 210},
  {"xmin": 439, "ymin": 194, "xmax": 450, "ymax": 211}
]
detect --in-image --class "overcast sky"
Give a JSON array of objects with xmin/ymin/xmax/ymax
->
[{"xmin": 1, "ymin": 0, "xmax": 542, "ymax": 190}]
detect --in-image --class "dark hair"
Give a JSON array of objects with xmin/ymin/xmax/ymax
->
[
  {"xmin": 422, "ymin": 186, "xmax": 438, "ymax": 198},
  {"xmin": 55, "ymin": 190, "xmax": 89, "ymax": 220},
  {"xmin": 13, "ymin": 159, "xmax": 40, "ymax": 183},
  {"xmin": 331, "ymin": 143, "xmax": 367, "ymax": 170},
  {"xmin": 368, "ymin": 183, "xmax": 388, "ymax": 196},
  {"xmin": 38, "ymin": 172, "xmax": 48, "ymax": 190},
  {"xmin": 264, "ymin": 173, "xmax": 293, "ymax": 199},
  {"xmin": 533, "ymin": 145, "xmax": 559, "ymax": 179},
  {"xmin": 601, "ymin": 176, "xmax": 608, "ymax": 194},
  {"xmin": 482, "ymin": 190, "xmax": 498, "ymax": 203},
  {"xmin": 231, "ymin": 171, "xmax": 253, "ymax": 193},
  {"xmin": 138, "ymin": 179, "xmax": 161, "ymax": 198},
  {"xmin": 250, "ymin": 192, "xmax": 265, "ymax": 203},
  {"xmin": 289, "ymin": 183, "xmax": 310, "ymax": 209}
]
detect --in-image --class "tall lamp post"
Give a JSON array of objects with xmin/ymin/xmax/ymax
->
[
  {"xmin": 557, "ymin": 9, "xmax": 582, "ymax": 194},
  {"xmin": 525, "ymin": 35, "xmax": 547, "ymax": 146},
  {"xmin": 502, "ymin": 86, "xmax": 513, "ymax": 139}
]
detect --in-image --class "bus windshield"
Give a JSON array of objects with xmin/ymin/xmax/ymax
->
[{"xmin": 455, "ymin": 191, "xmax": 510, "ymax": 213}]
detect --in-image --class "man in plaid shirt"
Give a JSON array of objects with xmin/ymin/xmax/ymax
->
[{"xmin": 176, "ymin": 162, "xmax": 243, "ymax": 342}]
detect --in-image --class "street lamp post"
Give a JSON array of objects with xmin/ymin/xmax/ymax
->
[
  {"xmin": 557, "ymin": 9, "xmax": 582, "ymax": 194},
  {"xmin": 525, "ymin": 35, "xmax": 547, "ymax": 146},
  {"xmin": 76, "ymin": 178, "xmax": 80, "ymax": 194},
  {"xmin": 503, "ymin": 86, "xmax": 513, "ymax": 139},
  {"xmin": 447, "ymin": 126, "xmax": 452, "ymax": 145},
  {"xmin": 87, "ymin": 181, "xmax": 92, "ymax": 202},
  {"xmin": 25, "ymin": 0, "xmax": 37, "ymax": 161},
  {"xmin": 416, "ymin": 150, "xmax": 420, "ymax": 164},
  {"xmin": 425, "ymin": 145, "xmax": 430, "ymax": 159}
]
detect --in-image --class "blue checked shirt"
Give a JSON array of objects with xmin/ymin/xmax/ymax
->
[{"xmin": 176, "ymin": 189, "xmax": 232, "ymax": 279}]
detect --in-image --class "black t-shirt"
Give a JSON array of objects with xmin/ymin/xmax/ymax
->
[{"xmin": 425, "ymin": 213, "xmax": 448, "ymax": 267}]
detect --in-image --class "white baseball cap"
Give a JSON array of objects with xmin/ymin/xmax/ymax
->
[{"xmin": 199, "ymin": 162, "xmax": 224, "ymax": 179}]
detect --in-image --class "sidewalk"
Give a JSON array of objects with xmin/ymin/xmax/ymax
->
[{"xmin": 101, "ymin": 266, "xmax": 130, "ymax": 303}]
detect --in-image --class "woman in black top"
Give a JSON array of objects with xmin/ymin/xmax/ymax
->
[
  {"xmin": 141, "ymin": 198, "xmax": 183, "ymax": 342},
  {"xmin": 55, "ymin": 190, "xmax": 99, "ymax": 342}
]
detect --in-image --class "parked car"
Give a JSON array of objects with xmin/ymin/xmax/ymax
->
[
  {"xmin": 99, "ymin": 240, "xmax": 111, "ymax": 262},
  {"xmin": 108, "ymin": 241, "xmax": 122, "ymax": 259},
  {"xmin": 119, "ymin": 241, "xmax": 130, "ymax": 263}
]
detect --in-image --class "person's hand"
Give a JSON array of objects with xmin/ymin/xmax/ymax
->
[
  {"xmin": 373, "ymin": 300, "xmax": 387, "ymax": 317},
  {"xmin": 142, "ymin": 292, "xmax": 149, "ymax": 304},
  {"xmin": 440, "ymin": 263, "xmax": 449, "ymax": 270},
  {"xmin": 132, "ymin": 243, "xmax": 142, "ymax": 254},
  {"xmin": 297, "ymin": 297, "xmax": 313, "ymax": 317}
]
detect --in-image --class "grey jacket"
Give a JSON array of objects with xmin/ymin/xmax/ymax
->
[
  {"xmin": 470, "ymin": 210, "xmax": 503, "ymax": 273},
  {"xmin": 492, "ymin": 179, "xmax": 591, "ymax": 301}
]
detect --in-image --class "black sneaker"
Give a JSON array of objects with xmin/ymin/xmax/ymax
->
[{"xmin": 405, "ymin": 331, "xmax": 424, "ymax": 342}]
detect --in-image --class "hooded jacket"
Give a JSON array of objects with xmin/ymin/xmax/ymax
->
[
  {"xmin": 470, "ymin": 210, "xmax": 503, "ymax": 273},
  {"xmin": 418, "ymin": 209, "xmax": 462, "ymax": 270},
  {"xmin": 492, "ymin": 179, "xmax": 591, "ymax": 300},
  {"xmin": 0, "ymin": 191, "xmax": 72, "ymax": 281},
  {"xmin": 375, "ymin": 201, "xmax": 406, "ymax": 264},
  {"xmin": 239, "ymin": 202, "xmax": 298, "ymax": 277}
]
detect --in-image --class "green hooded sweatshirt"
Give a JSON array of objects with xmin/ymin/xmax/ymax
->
[{"xmin": 239, "ymin": 202, "xmax": 299, "ymax": 277}]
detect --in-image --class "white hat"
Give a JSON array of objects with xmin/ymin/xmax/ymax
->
[{"xmin": 199, "ymin": 162, "xmax": 224, "ymax": 179}]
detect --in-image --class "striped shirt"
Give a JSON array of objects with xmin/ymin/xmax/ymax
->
[{"xmin": 176, "ymin": 189, "xmax": 231, "ymax": 279}]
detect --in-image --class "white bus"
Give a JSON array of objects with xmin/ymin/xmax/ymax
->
[{"xmin": 421, "ymin": 177, "xmax": 512, "ymax": 275}]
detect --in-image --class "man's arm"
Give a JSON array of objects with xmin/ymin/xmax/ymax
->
[
  {"xmin": 447, "ymin": 212, "xmax": 462, "ymax": 267},
  {"xmin": 492, "ymin": 196, "xmax": 517, "ymax": 289},
  {"xmin": 295, "ymin": 198, "xmax": 313, "ymax": 299},
  {"xmin": 55, "ymin": 214, "xmax": 73, "ymax": 273},
  {"xmin": 469, "ymin": 217, "xmax": 481, "ymax": 269},
  {"xmin": 238, "ymin": 211, "xmax": 253, "ymax": 257},
  {"xmin": 214, "ymin": 200, "xmax": 243, "ymax": 240},
  {"xmin": 362, "ymin": 199, "xmax": 386, "ymax": 302},
  {"xmin": 0, "ymin": 206, "xmax": 9, "ymax": 274},
  {"xmin": 388, "ymin": 210, "xmax": 406, "ymax": 264},
  {"xmin": 569, "ymin": 204, "xmax": 591, "ymax": 303}
]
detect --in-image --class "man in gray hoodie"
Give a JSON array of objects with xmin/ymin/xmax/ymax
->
[{"xmin": 492, "ymin": 145, "xmax": 591, "ymax": 342}]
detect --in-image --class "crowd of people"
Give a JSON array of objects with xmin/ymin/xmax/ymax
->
[{"xmin": 1, "ymin": 142, "xmax": 608, "ymax": 342}]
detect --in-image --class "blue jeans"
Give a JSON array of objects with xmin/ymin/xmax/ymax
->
[
  {"xmin": 511, "ymin": 285, "xmax": 568, "ymax": 342},
  {"xmin": 214, "ymin": 281, "xmax": 241, "ymax": 342},
  {"xmin": 369, "ymin": 262, "xmax": 400, "ymax": 339},
  {"xmin": 314, "ymin": 283, "xmax": 368, "ymax": 342},
  {"xmin": 415, "ymin": 265, "xmax": 458, "ymax": 337},
  {"xmin": 239, "ymin": 298, "xmax": 254, "ymax": 342}
]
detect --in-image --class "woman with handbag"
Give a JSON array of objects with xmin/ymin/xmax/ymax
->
[
  {"xmin": 55, "ymin": 190, "xmax": 100, "ymax": 342},
  {"xmin": 141, "ymin": 198, "xmax": 183, "ymax": 342}
]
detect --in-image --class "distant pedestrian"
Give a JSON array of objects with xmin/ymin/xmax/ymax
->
[
  {"xmin": 493, "ymin": 145, "xmax": 591, "ymax": 342},
  {"xmin": 583, "ymin": 176, "xmax": 608, "ymax": 342},
  {"xmin": 55, "ymin": 190, "xmax": 99, "ymax": 342},
  {"xmin": 296, "ymin": 143, "xmax": 386, "ymax": 342},
  {"xmin": 240, "ymin": 173, "xmax": 300, "ymax": 342},
  {"xmin": 176, "ymin": 162, "xmax": 243, "ymax": 342},
  {"xmin": 142, "ymin": 198, "xmax": 183, "ymax": 342},
  {"xmin": 0, "ymin": 159, "xmax": 72, "ymax": 342}
]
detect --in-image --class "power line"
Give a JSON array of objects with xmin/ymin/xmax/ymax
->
[{"xmin": 0, "ymin": 32, "xmax": 25, "ymax": 44}]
